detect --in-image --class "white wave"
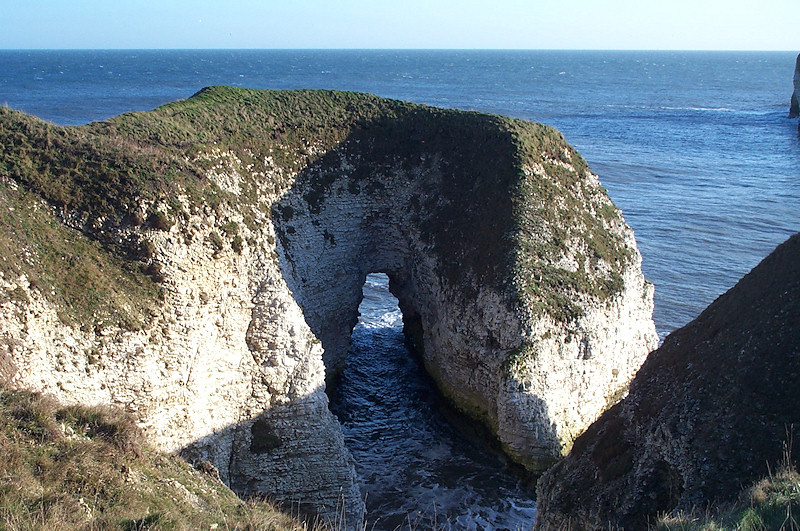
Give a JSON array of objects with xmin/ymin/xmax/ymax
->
[
  {"xmin": 359, "ymin": 310, "xmax": 403, "ymax": 329},
  {"xmin": 661, "ymin": 105, "xmax": 736, "ymax": 112}
]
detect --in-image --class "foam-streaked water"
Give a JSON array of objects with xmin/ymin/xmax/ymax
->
[
  {"xmin": 2, "ymin": 50, "xmax": 799, "ymax": 527},
  {"xmin": 328, "ymin": 274, "xmax": 536, "ymax": 530}
]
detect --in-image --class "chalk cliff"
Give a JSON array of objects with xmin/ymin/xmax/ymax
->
[
  {"xmin": 534, "ymin": 232, "xmax": 800, "ymax": 530},
  {"xmin": 791, "ymin": 53, "xmax": 800, "ymax": 119},
  {"xmin": 0, "ymin": 87, "xmax": 657, "ymax": 521}
]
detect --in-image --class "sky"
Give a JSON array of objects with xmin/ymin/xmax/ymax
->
[{"xmin": 0, "ymin": 0, "xmax": 797, "ymax": 51}]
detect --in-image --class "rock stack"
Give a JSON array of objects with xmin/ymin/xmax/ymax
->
[{"xmin": 790, "ymin": 52, "xmax": 800, "ymax": 119}]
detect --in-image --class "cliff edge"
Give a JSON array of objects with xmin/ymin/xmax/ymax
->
[
  {"xmin": 535, "ymin": 232, "xmax": 800, "ymax": 530},
  {"xmin": 0, "ymin": 87, "xmax": 657, "ymax": 521}
]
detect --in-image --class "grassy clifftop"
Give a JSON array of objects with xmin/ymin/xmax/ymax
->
[
  {"xmin": 0, "ymin": 87, "xmax": 632, "ymax": 328},
  {"xmin": 0, "ymin": 388, "xmax": 306, "ymax": 530}
]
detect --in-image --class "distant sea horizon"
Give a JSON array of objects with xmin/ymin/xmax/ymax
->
[{"xmin": 3, "ymin": 47, "xmax": 796, "ymax": 51}]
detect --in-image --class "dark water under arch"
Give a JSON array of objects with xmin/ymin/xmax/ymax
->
[{"xmin": 327, "ymin": 273, "xmax": 536, "ymax": 530}]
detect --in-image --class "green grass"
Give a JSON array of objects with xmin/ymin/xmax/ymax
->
[
  {"xmin": 0, "ymin": 388, "xmax": 310, "ymax": 531},
  {"xmin": 656, "ymin": 465, "xmax": 800, "ymax": 531},
  {"xmin": 0, "ymin": 105, "xmax": 195, "ymax": 228},
  {"xmin": 0, "ymin": 182, "xmax": 161, "ymax": 331},
  {"xmin": 506, "ymin": 118, "xmax": 631, "ymax": 321}
]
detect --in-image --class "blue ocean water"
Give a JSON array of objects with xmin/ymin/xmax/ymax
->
[{"xmin": 2, "ymin": 50, "xmax": 799, "ymax": 528}]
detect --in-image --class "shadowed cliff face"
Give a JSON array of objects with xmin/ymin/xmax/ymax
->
[
  {"xmin": 535, "ymin": 232, "xmax": 800, "ymax": 531},
  {"xmin": 271, "ymin": 109, "xmax": 519, "ymax": 378},
  {"xmin": 0, "ymin": 87, "xmax": 656, "ymax": 522}
]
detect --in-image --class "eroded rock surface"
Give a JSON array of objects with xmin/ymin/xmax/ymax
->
[
  {"xmin": 0, "ymin": 87, "xmax": 656, "ymax": 522},
  {"xmin": 274, "ymin": 112, "xmax": 658, "ymax": 473},
  {"xmin": 535, "ymin": 232, "xmax": 800, "ymax": 530}
]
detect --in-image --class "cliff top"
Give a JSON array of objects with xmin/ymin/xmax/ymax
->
[{"xmin": 1, "ymin": 87, "xmax": 632, "ymax": 326}]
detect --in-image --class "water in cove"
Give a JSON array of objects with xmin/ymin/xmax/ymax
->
[
  {"xmin": 2, "ymin": 50, "xmax": 798, "ymax": 528},
  {"xmin": 328, "ymin": 274, "xmax": 536, "ymax": 530}
]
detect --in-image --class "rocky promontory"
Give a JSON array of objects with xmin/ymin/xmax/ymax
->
[
  {"xmin": 0, "ymin": 87, "xmax": 657, "ymax": 522},
  {"xmin": 791, "ymin": 52, "xmax": 800, "ymax": 119},
  {"xmin": 535, "ymin": 232, "xmax": 800, "ymax": 530}
]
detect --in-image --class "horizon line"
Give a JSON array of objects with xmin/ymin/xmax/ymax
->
[{"xmin": 1, "ymin": 47, "xmax": 797, "ymax": 53}]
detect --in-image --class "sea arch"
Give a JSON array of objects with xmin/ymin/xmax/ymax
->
[{"xmin": 267, "ymin": 103, "xmax": 655, "ymax": 474}]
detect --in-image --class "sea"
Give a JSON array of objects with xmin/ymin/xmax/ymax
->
[{"xmin": 2, "ymin": 50, "xmax": 798, "ymax": 530}]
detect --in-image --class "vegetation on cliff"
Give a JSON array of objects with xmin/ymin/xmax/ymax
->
[
  {"xmin": 0, "ymin": 86, "xmax": 632, "ymax": 329},
  {"xmin": 0, "ymin": 180, "xmax": 161, "ymax": 330},
  {"xmin": 657, "ymin": 461, "xmax": 800, "ymax": 531},
  {"xmin": 0, "ymin": 388, "xmax": 307, "ymax": 530}
]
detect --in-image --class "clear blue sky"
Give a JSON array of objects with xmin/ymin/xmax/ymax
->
[{"xmin": 1, "ymin": 0, "xmax": 797, "ymax": 50}]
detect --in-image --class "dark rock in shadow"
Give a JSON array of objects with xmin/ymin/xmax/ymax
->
[
  {"xmin": 180, "ymin": 386, "xmax": 360, "ymax": 526},
  {"xmin": 535, "ymin": 232, "xmax": 800, "ymax": 530}
]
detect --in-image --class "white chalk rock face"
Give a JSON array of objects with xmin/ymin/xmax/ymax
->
[
  {"xmin": 274, "ymin": 129, "xmax": 658, "ymax": 474},
  {"xmin": 0, "ymin": 88, "xmax": 657, "ymax": 523},
  {"xmin": 1, "ymin": 201, "xmax": 361, "ymax": 521}
]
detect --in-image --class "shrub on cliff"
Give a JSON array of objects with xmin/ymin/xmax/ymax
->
[{"xmin": 147, "ymin": 209, "xmax": 173, "ymax": 231}]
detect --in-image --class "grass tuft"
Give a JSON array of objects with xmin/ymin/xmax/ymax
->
[{"xmin": 656, "ymin": 462, "xmax": 800, "ymax": 530}]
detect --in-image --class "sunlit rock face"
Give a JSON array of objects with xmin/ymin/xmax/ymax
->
[
  {"xmin": 0, "ymin": 87, "xmax": 656, "ymax": 524},
  {"xmin": 0, "ymin": 198, "xmax": 361, "ymax": 521}
]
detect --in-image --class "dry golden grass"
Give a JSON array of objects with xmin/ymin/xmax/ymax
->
[
  {"xmin": 0, "ymin": 388, "xmax": 311, "ymax": 531},
  {"xmin": 657, "ymin": 459, "xmax": 800, "ymax": 531}
]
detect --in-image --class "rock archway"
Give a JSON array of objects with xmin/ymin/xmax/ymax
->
[{"xmin": 266, "ymin": 104, "xmax": 659, "ymax": 505}]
